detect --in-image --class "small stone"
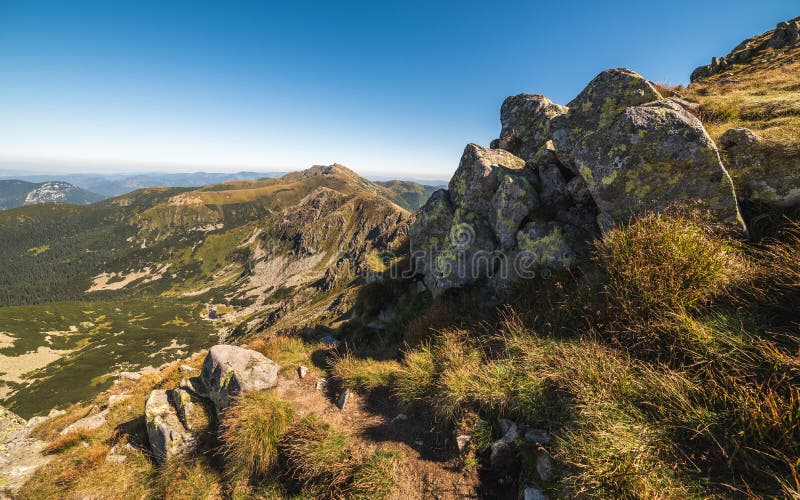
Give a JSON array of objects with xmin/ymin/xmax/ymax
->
[
  {"xmin": 179, "ymin": 364, "xmax": 197, "ymax": 373},
  {"xmin": 116, "ymin": 371, "xmax": 141, "ymax": 382},
  {"xmin": 390, "ymin": 413, "xmax": 408, "ymax": 425},
  {"xmin": 536, "ymin": 449, "xmax": 554, "ymax": 481},
  {"xmin": 337, "ymin": 389, "xmax": 351, "ymax": 410},
  {"xmin": 522, "ymin": 486, "xmax": 549, "ymax": 500},
  {"xmin": 456, "ymin": 434, "xmax": 471, "ymax": 452},
  {"xmin": 61, "ymin": 410, "xmax": 107, "ymax": 435},
  {"xmin": 414, "ymin": 438, "xmax": 424, "ymax": 448},
  {"xmin": 316, "ymin": 378, "xmax": 328, "ymax": 391},
  {"xmin": 107, "ymin": 394, "xmax": 130, "ymax": 408},
  {"xmin": 298, "ymin": 366, "xmax": 309, "ymax": 379},
  {"xmin": 319, "ymin": 336, "xmax": 342, "ymax": 349},
  {"xmin": 524, "ymin": 429, "xmax": 551, "ymax": 445},
  {"xmin": 47, "ymin": 409, "xmax": 66, "ymax": 419}
]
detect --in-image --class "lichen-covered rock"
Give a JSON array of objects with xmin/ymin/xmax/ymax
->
[
  {"xmin": 409, "ymin": 189, "xmax": 454, "ymax": 275},
  {"xmin": 168, "ymin": 388, "xmax": 211, "ymax": 433},
  {"xmin": 423, "ymin": 208, "xmax": 498, "ymax": 295},
  {"xmin": 497, "ymin": 94, "xmax": 567, "ymax": 161},
  {"xmin": 200, "ymin": 345, "xmax": 280, "ymax": 416},
  {"xmin": 0, "ymin": 406, "xmax": 51, "ymax": 495},
  {"xmin": 552, "ymin": 68, "xmax": 662, "ymax": 171},
  {"xmin": 516, "ymin": 220, "xmax": 586, "ymax": 268},
  {"xmin": 537, "ymin": 162, "xmax": 570, "ymax": 207},
  {"xmin": 720, "ymin": 127, "xmax": 800, "ymax": 207},
  {"xmin": 145, "ymin": 389, "xmax": 196, "ymax": 464},
  {"xmin": 449, "ymin": 144, "xmax": 526, "ymax": 217},
  {"xmin": 60, "ymin": 409, "xmax": 107, "ymax": 435},
  {"xmin": 571, "ymin": 99, "xmax": 743, "ymax": 229},
  {"xmin": 490, "ymin": 173, "xmax": 539, "ymax": 249}
]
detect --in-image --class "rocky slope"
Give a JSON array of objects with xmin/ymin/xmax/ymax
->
[{"xmin": 0, "ymin": 180, "xmax": 102, "ymax": 210}]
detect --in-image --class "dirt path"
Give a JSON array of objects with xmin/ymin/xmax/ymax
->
[{"xmin": 273, "ymin": 373, "xmax": 480, "ymax": 499}]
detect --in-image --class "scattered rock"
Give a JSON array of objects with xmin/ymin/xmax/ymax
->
[
  {"xmin": 522, "ymin": 486, "xmax": 549, "ymax": 500},
  {"xmin": 200, "ymin": 345, "xmax": 280, "ymax": 416},
  {"xmin": 720, "ymin": 127, "xmax": 800, "ymax": 207},
  {"xmin": 456, "ymin": 434, "xmax": 471, "ymax": 453},
  {"xmin": 297, "ymin": 365, "xmax": 309, "ymax": 379},
  {"xmin": 319, "ymin": 336, "xmax": 342, "ymax": 349},
  {"xmin": 524, "ymin": 429, "xmax": 551, "ymax": 445},
  {"xmin": 536, "ymin": 448, "xmax": 554, "ymax": 481},
  {"xmin": 390, "ymin": 413, "xmax": 408, "ymax": 426},
  {"xmin": 337, "ymin": 389, "xmax": 351, "ymax": 410},
  {"xmin": 179, "ymin": 364, "xmax": 197, "ymax": 373},
  {"xmin": 0, "ymin": 406, "xmax": 51, "ymax": 496},
  {"xmin": 61, "ymin": 409, "xmax": 107, "ymax": 435},
  {"xmin": 315, "ymin": 377, "xmax": 328, "ymax": 391},
  {"xmin": 490, "ymin": 419, "xmax": 518, "ymax": 468},
  {"xmin": 144, "ymin": 390, "xmax": 196, "ymax": 465},
  {"xmin": 116, "ymin": 371, "xmax": 142, "ymax": 382},
  {"xmin": 168, "ymin": 388, "xmax": 210, "ymax": 433},
  {"xmin": 107, "ymin": 394, "xmax": 131, "ymax": 408}
]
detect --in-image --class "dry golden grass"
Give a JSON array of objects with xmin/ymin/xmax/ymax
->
[{"xmin": 685, "ymin": 44, "xmax": 800, "ymax": 147}]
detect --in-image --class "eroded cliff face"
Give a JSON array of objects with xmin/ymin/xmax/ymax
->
[{"xmin": 411, "ymin": 67, "xmax": 760, "ymax": 297}]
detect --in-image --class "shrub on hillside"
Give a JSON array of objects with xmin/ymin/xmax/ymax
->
[{"xmin": 220, "ymin": 391, "xmax": 295, "ymax": 482}]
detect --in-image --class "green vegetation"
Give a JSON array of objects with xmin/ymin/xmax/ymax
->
[
  {"xmin": 220, "ymin": 391, "xmax": 295, "ymax": 481},
  {"xmin": 329, "ymin": 212, "xmax": 800, "ymax": 497},
  {"xmin": 0, "ymin": 299, "xmax": 216, "ymax": 418}
]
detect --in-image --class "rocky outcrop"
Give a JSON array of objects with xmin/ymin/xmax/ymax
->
[
  {"xmin": 0, "ymin": 406, "xmax": 51, "ymax": 496},
  {"xmin": 145, "ymin": 389, "xmax": 198, "ymax": 464},
  {"xmin": 200, "ymin": 345, "xmax": 280, "ymax": 416},
  {"xmin": 494, "ymin": 94, "xmax": 566, "ymax": 162},
  {"xmin": 720, "ymin": 128, "xmax": 800, "ymax": 207},
  {"xmin": 410, "ymin": 66, "xmax": 748, "ymax": 298},
  {"xmin": 691, "ymin": 17, "xmax": 800, "ymax": 81}
]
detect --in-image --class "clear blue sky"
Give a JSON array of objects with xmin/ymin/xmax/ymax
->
[{"xmin": 0, "ymin": 1, "xmax": 796, "ymax": 179}]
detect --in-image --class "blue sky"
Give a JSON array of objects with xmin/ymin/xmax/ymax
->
[{"xmin": 0, "ymin": 1, "xmax": 796, "ymax": 179}]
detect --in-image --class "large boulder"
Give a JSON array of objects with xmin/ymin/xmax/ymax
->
[
  {"xmin": 552, "ymin": 68, "xmax": 662, "ymax": 171},
  {"xmin": 570, "ymin": 99, "xmax": 743, "ymax": 229},
  {"xmin": 168, "ymin": 388, "xmax": 211, "ymax": 433},
  {"xmin": 145, "ymin": 389, "xmax": 196, "ymax": 464},
  {"xmin": 496, "ymin": 94, "xmax": 567, "ymax": 162},
  {"xmin": 200, "ymin": 345, "xmax": 280, "ymax": 416},
  {"xmin": 490, "ymin": 172, "xmax": 539, "ymax": 249},
  {"xmin": 719, "ymin": 128, "xmax": 800, "ymax": 207},
  {"xmin": 422, "ymin": 207, "xmax": 498, "ymax": 295},
  {"xmin": 449, "ymin": 144, "xmax": 526, "ymax": 217},
  {"xmin": 409, "ymin": 189, "xmax": 454, "ymax": 276}
]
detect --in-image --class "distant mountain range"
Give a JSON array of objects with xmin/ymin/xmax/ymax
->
[
  {"xmin": 0, "ymin": 180, "xmax": 103, "ymax": 210},
  {"xmin": 0, "ymin": 171, "xmax": 285, "ymax": 198}
]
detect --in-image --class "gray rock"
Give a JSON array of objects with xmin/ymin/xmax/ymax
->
[
  {"xmin": 516, "ymin": 220, "xmax": 584, "ymax": 269},
  {"xmin": 167, "ymin": 388, "xmax": 210, "ymax": 433},
  {"xmin": 566, "ymin": 175, "xmax": 592, "ymax": 205},
  {"xmin": 116, "ymin": 371, "xmax": 142, "ymax": 382},
  {"xmin": 537, "ymin": 162, "xmax": 570, "ymax": 207},
  {"xmin": 449, "ymin": 144, "xmax": 526, "ymax": 217},
  {"xmin": 524, "ymin": 429, "xmax": 551, "ymax": 445},
  {"xmin": 298, "ymin": 365, "xmax": 309, "ymax": 379},
  {"xmin": 456, "ymin": 434, "xmax": 471, "ymax": 453},
  {"xmin": 536, "ymin": 449, "xmax": 554, "ymax": 481},
  {"xmin": 319, "ymin": 336, "xmax": 342, "ymax": 349},
  {"xmin": 107, "ymin": 394, "xmax": 131, "ymax": 408},
  {"xmin": 552, "ymin": 68, "xmax": 662, "ymax": 172},
  {"xmin": 568, "ymin": 98, "xmax": 743, "ymax": 229},
  {"xmin": 200, "ymin": 345, "xmax": 280, "ymax": 416},
  {"xmin": 490, "ymin": 172, "xmax": 539, "ymax": 249},
  {"xmin": 490, "ymin": 419, "xmax": 518, "ymax": 467},
  {"xmin": 144, "ymin": 389, "xmax": 196, "ymax": 465},
  {"xmin": 179, "ymin": 364, "xmax": 197, "ymax": 373},
  {"xmin": 409, "ymin": 189, "xmax": 455, "ymax": 276},
  {"xmin": 720, "ymin": 127, "xmax": 800, "ymax": 207},
  {"xmin": 497, "ymin": 94, "xmax": 567, "ymax": 162},
  {"xmin": 522, "ymin": 486, "xmax": 549, "ymax": 500},
  {"xmin": 315, "ymin": 377, "xmax": 328, "ymax": 391},
  {"xmin": 60, "ymin": 410, "xmax": 107, "ymax": 435},
  {"xmin": 0, "ymin": 406, "xmax": 51, "ymax": 495},
  {"xmin": 337, "ymin": 389, "xmax": 351, "ymax": 410}
]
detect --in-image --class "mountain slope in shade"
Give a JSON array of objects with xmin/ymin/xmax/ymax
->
[{"xmin": 0, "ymin": 180, "xmax": 103, "ymax": 210}]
